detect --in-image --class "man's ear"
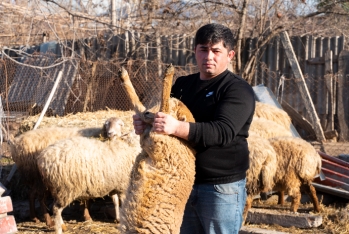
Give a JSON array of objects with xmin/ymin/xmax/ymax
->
[{"xmin": 228, "ymin": 50, "xmax": 235, "ymax": 60}]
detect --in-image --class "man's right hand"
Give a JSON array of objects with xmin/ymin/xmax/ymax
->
[{"xmin": 133, "ymin": 114, "xmax": 146, "ymax": 135}]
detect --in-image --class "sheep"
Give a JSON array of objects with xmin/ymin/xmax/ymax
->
[
  {"xmin": 250, "ymin": 117, "xmax": 293, "ymax": 139},
  {"xmin": 10, "ymin": 117, "xmax": 123, "ymax": 227},
  {"xmin": 36, "ymin": 118, "xmax": 142, "ymax": 234},
  {"xmin": 268, "ymin": 136, "xmax": 321, "ymax": 213},
  {"xmin": 118, "ymin": 65, "xmax": 196, "ymax": 234},
  {"xmin": 254, "ymin": 101, "xmax": 292, "ymax": 131},
  {"xmin": 243, "ymin": 132, "xmax": 278, "ymax": 222}
]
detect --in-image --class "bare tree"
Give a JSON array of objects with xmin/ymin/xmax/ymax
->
[{"xmin": 1, "ymin": 0, "xmax": 349, "ymax": 80}]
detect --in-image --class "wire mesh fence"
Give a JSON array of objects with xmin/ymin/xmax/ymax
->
[{"xmin": 0, "ymin": 56, "xmax": 348, "ymax": 158}]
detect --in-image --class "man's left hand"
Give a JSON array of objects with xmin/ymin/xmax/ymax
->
[{"xmin": 152, "ymin": 112, "xmax": 179, "ymax": 135}]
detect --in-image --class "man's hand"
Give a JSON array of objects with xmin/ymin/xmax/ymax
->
[
  {"xmin": 153, "ymin": 112, "xmax": 190, "ymax": 140},
  {"xmin": 133, "ymin": 114, "xmax": 146, "ymax": 135},
  {"xmin": 153, "ymin": 112, "xmax": 180, "ymax": 135}
]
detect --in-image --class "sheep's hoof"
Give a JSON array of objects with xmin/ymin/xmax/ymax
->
[
  {"xmin": 62, "ymin": 224, "xmax": 67, "ymax": 232},
  {"xmin": 31, "ymin": 217, "xmax": 40, "ymax": 223},
  {"xmin": 84, "ymin": 215, "xmax": 92, "ymax": 221},
  {"xmin": 47, "ymin": 220, "xmax": 55, "ymax": 228}
]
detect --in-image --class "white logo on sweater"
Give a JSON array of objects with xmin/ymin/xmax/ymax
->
[{"xmin": 206, "ymin": 91, "xmax": 214, "ymax": 97}]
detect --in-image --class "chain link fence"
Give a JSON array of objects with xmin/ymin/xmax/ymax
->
[{"xmin": 0, "ymin": 56, "xmax": 348, "ymax": 158}]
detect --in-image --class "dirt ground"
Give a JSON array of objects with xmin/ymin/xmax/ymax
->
[
  {"xmin": 12, "ymin": 197, "xmax": 121, "ymax": 234},
  {"xmin": 2, "ymin": 121, "xmax": 349, "ymax": 234},
  {"xmin": 7, "ymin": 189, "xmax": 349, "ymax": 234},
  {"xmin": 1, "ymin": 149, "xmax": 349, "ymax": 234}
]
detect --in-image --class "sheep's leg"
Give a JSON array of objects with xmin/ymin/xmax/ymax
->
[
  {"xmin": 118, "ymin": 67, "xmax": 146, "ymax": 113},
  {"xmin": 83, "ymin": 200, "xmax": 92, "ymax": 221},
  {"xmin": 303, "ymin": 183, "xmax": 320, "ymax": 212},
  {"xmin": 29, "ymin": 190, "xmax": 40, "ymax": 223},
  {"xmin": 53, "ymin": 203, "xmax": 66, "ymax": 234},
  {"xmin": 278, "ymin": 191, "xmax": 284, "ymax": 205},
  {"xmin": 242, "ymin": 195, "xmax": 253, "ymax": 224},
  {"xmin": 160, "ymin": 64, "xmax": 174, "ymax": 114},
  {"xmin": 111, "ymin": 194, "xmax": 120, "ymax": 223},
  {"xmin": 39, "ymin": 191, "xmax": 54, "ymax": 227},
  {"xmin": 290, "ymin": 191, "xmax": 301, "ymax": 213}
]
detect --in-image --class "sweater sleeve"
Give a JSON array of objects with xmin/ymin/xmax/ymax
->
[{"xmin": 188, "ymin": 80, "xmax": 255, "ymax": 147}]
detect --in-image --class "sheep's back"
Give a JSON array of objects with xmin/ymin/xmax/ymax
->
[
  {"xmin": 250, "ymin": 117, "xmax": 293, "ymax": 139},
  {"xmin": 269, "ymin": 136, "xmax": 321, "ymax": 184},
  {"xmin": 254, "ymin": 102, "xmax": 291, "ymax": 131},
  {"xmin": 37, "ymin": 136, "xmax": 141, "ymax": 207},
  {"xmin": 12, "ymin": 127, "xmax": 103, "ymax": 164}
]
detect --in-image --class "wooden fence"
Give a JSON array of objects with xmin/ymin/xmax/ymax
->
[
  {"xmin": 88, "ymin": 32, "xmax": 347, "ymax": 141},
  {"xmin": 1, "ymin": 32, "xmax": 348, "ymax": 141}
]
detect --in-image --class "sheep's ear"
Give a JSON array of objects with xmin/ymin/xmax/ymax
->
[{"xmin": 103, "ymin": 120, "xmax": 109, "ymax": 130}]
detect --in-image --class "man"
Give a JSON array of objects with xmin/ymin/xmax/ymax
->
[{"xmin": 133, "ymin": 23, "xmax": 255, "ymax": 234}]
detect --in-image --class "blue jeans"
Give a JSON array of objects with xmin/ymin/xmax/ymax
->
[{"xmin": 180, "ymin": 178, "xmax": 247, "ymax": 234}]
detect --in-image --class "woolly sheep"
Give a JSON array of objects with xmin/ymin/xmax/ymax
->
[
  {"xmin": 118, "ymin": 65, "xmax": 196, "ymax": 234},
  {"xmin": 37, "ymin": 120, "xmax": 142, "ymax": 234},
  {"xmin": 254, "ymin": 101, "xmax": 292, "ymax": 131},
  {"xmin": 269, "ymin": 136, "xmax": 321, "ymax": 213},
  {"xmin": 250, "ymin": 117, "xmax": 293, "ymax": 139},
  {"xmin": 10, "ymin": 117, "xmax": 123, "ymax": 226},
  {"xmin": 243, "ymin": 132, "xmax": 278, "ymax": 222}
]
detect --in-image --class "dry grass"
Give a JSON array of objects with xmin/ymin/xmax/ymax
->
[
  {"xmin": 18, "ymin": 109, "xmax": 135, "ymax": 135},
  {"xmin": 3, "ymin": 109, "xmax": 349, "ymax": 233}
]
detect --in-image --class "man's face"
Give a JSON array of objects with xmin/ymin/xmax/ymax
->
[{"xmin": 195, "ymin": 41, "xmax": 235, "ymax": 80}]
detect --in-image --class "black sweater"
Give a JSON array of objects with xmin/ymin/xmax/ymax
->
[{"xmin": 171, "ymin": 69, "xmax": 255, "ymax": 184}]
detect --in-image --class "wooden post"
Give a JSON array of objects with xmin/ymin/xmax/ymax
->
[
  {"xmin": 324, "ymin": 50, "xmax": 335, "ymax": 132},
  {"xmin": 156, "ymin": 32, "xmax": 162, "ymax": 77},
  {"xmin": 280, "ymin": 31, "xmax": 325, "ymax": 142},
  {"xmin": 83, "ymin": 62, "xmax": 98, "ymax": 112},
  {"xmin": 337, "ymin": 50, "xmax": 349, "ymax": 141},
  {"xmin": 111, "ymin": 0, "xmax": 117, "ymax": 34}
]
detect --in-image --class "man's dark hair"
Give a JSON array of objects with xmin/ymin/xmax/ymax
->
[{"xmin": 194, "ymin": 23, "xmax": 236, "ymax": 51}]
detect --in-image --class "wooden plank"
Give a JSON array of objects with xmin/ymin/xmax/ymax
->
[
  {"xmin": 324, "ymin": 50, "xmax": 335, "ymax": 132},
  {"xmin": 337, "ymin": 50, "xmax": 349, "ymax": 141},
  {"xmin": 281, "ymin": 100, "xmax": 315, "ymax": 137},
  {"xmin": 315, "ymin": 37, "xmax": 326, "ymax": 130},
  {"xmin": 307, "ymin": 56, "xmax": 338, "ymax": 65},
  {"xmin": 245, "ymin": 208, "xmax": 322, "ymax": 228},
  {"xmin": 280, "ymin": 31, "xmax": 325, "ymax": 142},
  {"xmin": 240, "ymin": 226, "xmax": 289, "ymax": 234}
]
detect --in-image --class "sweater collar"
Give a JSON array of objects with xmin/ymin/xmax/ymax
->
[{"xmin": 197, "ymin": 69, "xmax": 230, "ymax": 83}]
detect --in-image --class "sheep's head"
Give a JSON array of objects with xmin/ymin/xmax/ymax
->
[{"xmin": 103, "ymin": 117, "xmax": 124, "ymax": 140}]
